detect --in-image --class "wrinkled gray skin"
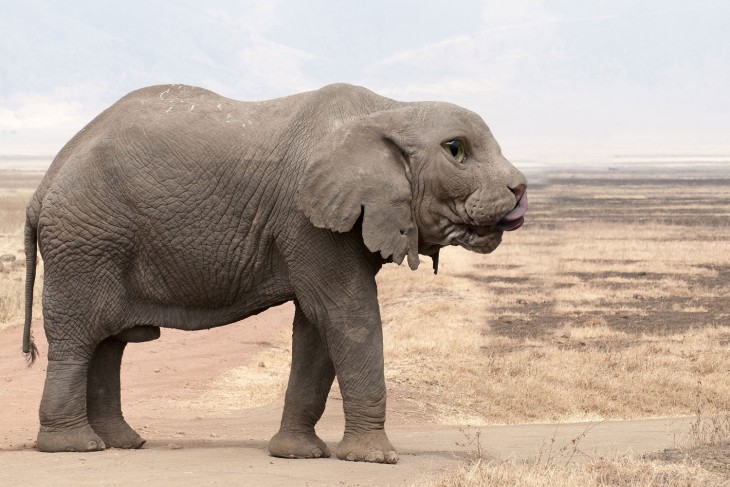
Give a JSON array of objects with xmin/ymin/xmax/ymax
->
[{"xmin": 23, "ymin": 84, "xmax": 527, "ymax": 462}]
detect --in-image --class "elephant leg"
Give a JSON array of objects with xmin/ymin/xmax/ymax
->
[
  {"xmin": 269, "ymin": 305, "xmax": 335, "ymax": 459},
  {"xmin": 86, "ymin": 337, "xmax": 145, "ymax": 449},
  {"xmin": 37, "ymin": 349, "xmax": 106, "ymax": 452},
  {"xmin": 328, "ymin": 315, "xmax": 398, "ymax": 464}
]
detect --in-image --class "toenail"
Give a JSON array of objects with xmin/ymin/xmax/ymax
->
[
  {"xmin": 385, "ymin": 451, "xmax": 398, "ymax": 464},
  {"xmin": 365, "ymin": 451, "xmax": 385, "ymax": 462}
]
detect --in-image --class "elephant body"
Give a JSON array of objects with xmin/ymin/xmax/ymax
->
[{"xmin": 23, "ymin": 83, "xmax": 527, "ymax": 462}]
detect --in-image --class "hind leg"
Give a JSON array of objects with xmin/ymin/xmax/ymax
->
[
  {"xmin": 87, "ymin": 326, "xmax": 159, "ymax": 448},
  {"xmin": 37, "ymin": 349, "xmax": 106, "ymax": 452},
  {"xmin": 86, "ymin": 337, "xmax": 145, "ymax": 449}
]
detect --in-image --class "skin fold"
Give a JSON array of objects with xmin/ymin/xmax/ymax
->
[{"xmin": 22, "ymin": 83, "xmax": 527, "ymax": 462}]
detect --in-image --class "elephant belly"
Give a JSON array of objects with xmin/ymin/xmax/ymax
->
[
  {"xmin": 127, "ymin": 277, "xmax": 295, "ymax": 331},
  {"xmin": 127, "ymin": 246, "xmax": 295, "ymax": 331}
]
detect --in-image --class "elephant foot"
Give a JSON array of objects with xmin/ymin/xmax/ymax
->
[
  {"xmin": 89, "ymin": 419, "xmax": 146, "ymax": 449},
  {"xmin": 269, "ymin": 430, "xmax": 331, "ymax": 459},
  {"xmin": 37, "ymin": 424, "xmax": 106, "ymax": 453},
  {"xmin": 335, "ymin": 429, "xmax": 398, "ymax": 464}
]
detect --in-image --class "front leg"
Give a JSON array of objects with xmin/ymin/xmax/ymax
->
[
  {"xmin": 278, "ymin": 223, "xmax": 398, "ymax": 463},
  {"xmin": 325, "ymin": 305, "xmax": 398, "ymax": 464},
  {"xmin": 284, "ymin": 229, "xmax": 398, "ymax": 464}
]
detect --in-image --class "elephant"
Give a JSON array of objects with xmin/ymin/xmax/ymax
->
[{"xmin": 22, "ymin": 83, "xmax": 527, "ymax": 463}]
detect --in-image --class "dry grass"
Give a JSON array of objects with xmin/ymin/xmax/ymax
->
[
  {"xmin": 0, "ymin": 172, "xmax": 43, "ymax": 329},
  {"xmin": 172, "ymin": 335, "xmax": 291, "ymax": 411},
  {"xmin": 391, "ymin": 166, "xmax": 730, "ymax": 485},
  {"xmin": 381, "ymin": 274, "xmax": 730, "ymax": 425},
  {"xmin": 414, "ymin": 456, "xmax": 728, "ymax": 487},
  {"xmin": 378, "ymin": 244, "xmax": 730, "ymax": 425},
  {"xmin": 414, "ymin": 415, "xmax": 730, "ymax": 487},
  {"xmin": 376, "ymin": 167, "xmax": 730, "ymax": 427}
]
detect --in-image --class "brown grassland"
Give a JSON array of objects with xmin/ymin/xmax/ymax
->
[
  {"xmin": 0, "ymin": 171, "xmax": 43, "ymax": 326},
  {"xmin": 395, "ymin": 163, "xmax": 730, "ymax": 486},
  {"xmin": 0, "ymin": 164, "xmax": 728, "ymax": 485}
]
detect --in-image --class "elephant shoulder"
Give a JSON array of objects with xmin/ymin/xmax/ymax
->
[
  {"xmin": 313, "ymin": 83, "xmax": 395, "ymax": 114},
  {"xmin": 316, "ymin": 83, "xmax": 376, "ymax": 99}
]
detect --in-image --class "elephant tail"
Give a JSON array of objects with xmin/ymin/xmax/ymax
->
[{"xmin": 23, "ymin": 215, "xmax": 39, "ymax": 366}]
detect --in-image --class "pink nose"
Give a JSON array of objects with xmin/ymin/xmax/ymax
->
[{"xmin": 511, "ymin": 184, "xmax": 526, "ymax": 203}]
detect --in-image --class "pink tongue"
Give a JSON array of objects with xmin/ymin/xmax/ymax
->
[{"xmin": 496, "ymin": 193, "xmax": 528, "ymax": 231}]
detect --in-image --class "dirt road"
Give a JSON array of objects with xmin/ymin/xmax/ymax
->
[{"xmin": 0, "ymin": 304, "xmax": 694, "ymax": 486}]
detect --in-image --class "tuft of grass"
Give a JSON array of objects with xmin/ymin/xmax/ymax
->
[
  {"xmin": 413, "ymin": 456, "xmax": 727, "ymax": 487},
  {"xmin": 425, "ymin": 402, "xmax": 729, "ymax": 487},
  {"xmin": 688, "ymin": 380, "xmax": 730, "ymax": 448}
]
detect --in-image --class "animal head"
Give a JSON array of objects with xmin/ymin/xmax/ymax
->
[{"xmin": 298, "ymin": 102, "xmax": 527, "ymax": 271}]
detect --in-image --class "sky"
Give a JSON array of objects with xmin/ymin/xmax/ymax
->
[{"xmin": 1, "ymin": 0, "xmax": 729, "ymax": 165}]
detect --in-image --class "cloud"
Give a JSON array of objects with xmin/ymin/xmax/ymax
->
[
  {"xmin": 227, "ymin": 36, "xmax": 321, "ymax": 97},
  {"xmin": 2, "ymin": 0, "xmax": 729, "ymax": 159},
  {"xmin": 0, "ymin": 91, "xmax": 98, "ymax": 154},
  {"xmin": 0, "ymin": 0, "xmax": 322, "ymax": 154},
  {"xmin": 204, "ymin": 3, "xmax": 281, "ymax": 35},
  {"xmin": 359, "ymin": 2, "xmax": 563, "ymax": 117},
  {"xmin": 376, "ymin": 78, "xmax": 503, "ymax": 100},
  {"xmin": 0, "ymin": 96, "xmax": 84, "ymax": 131}
]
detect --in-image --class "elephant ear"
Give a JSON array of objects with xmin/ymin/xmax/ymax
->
[{"xmin": 298, "ymin": 108, "xmax": 420, "ymax": 270}]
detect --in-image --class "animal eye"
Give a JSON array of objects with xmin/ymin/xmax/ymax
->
[{"xmin": 442, "ymin": 140, "xmax": 466, "ymax": 163}]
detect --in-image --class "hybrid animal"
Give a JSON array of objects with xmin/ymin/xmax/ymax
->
[{"xmin": 24, "ymin": 83, "xmax": 527, "ymax": 462}]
